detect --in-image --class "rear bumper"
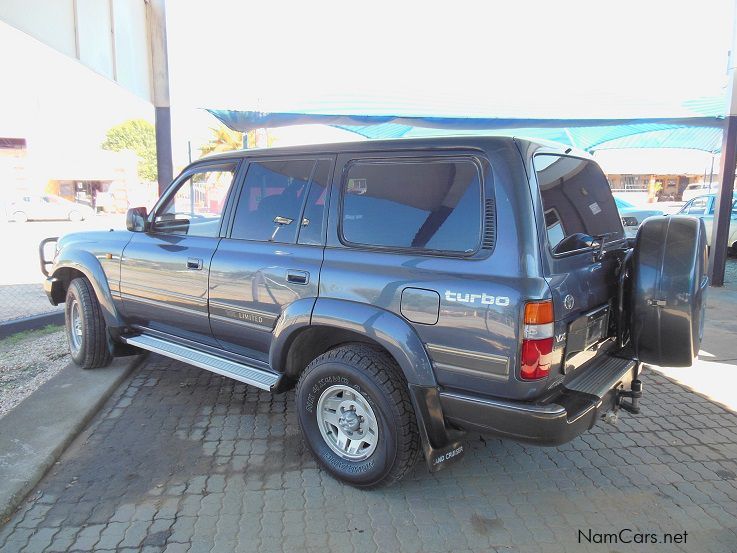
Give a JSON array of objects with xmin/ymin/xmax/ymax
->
[{"xmin": 439, "ymin": 355, "xmax": 638, "ymax": 446}]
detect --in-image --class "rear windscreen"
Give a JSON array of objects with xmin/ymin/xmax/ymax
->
[{"xmin": 533, "ymin": 154, "xmax": 624, "ymax": 251}]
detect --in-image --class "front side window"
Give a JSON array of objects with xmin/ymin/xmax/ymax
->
[
  {"xmin": 340, "ymin": 159, "xmax": 482, "ymax": 253},
  {"xmin": 231, "ymin": 159, "xmax": 315, "ymax": 243},
  {"xmin": 153, "ymin": 165, "xmax": 236, "ymax": 237},
  {"xmin": 534, "ymin": 155, "xmax": 624, "ymax": 253}
]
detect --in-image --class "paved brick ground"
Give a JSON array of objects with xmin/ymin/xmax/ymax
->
[{"xmin": 1, "ymin": 355, "xmax": 736, "ymax": 553}]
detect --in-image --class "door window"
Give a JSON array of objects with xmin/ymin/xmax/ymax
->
[
  {"xmin": 298, "ymin": 159, "xmax": 331, "ymax": 246},
  {"xmin": 230, "ymin": 159, "xmax": 315, "ymax": 243},
  {"xmin": 340, "ymin": 158, "xmax": 482, "ymax": 253},
  {"xmin": 153, "ymin": 165, "xmax": 236, "ymax": 237}
]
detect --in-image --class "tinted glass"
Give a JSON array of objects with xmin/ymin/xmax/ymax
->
[
  {"xmin": 534, "ymin": 155, "xmax": 624, "ymax": 251},
  {"xmin": 297, "ymin": 159, "xmax": 331, "ymax": 246},
  {"xmin": 341, "ymin": 159, "xmax": 482, "ymax": 252},
  {"xmin": 153, "ymin": 165, "xmax": 236, "ymax": 237},
  {"xmin": 231, "ymin": 160, "xmax": 314, "ymax": 242}
]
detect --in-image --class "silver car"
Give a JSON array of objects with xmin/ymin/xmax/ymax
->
[
  {"xmin": 678, "ymin": 193, "xmax": 737, "ymax": 251},
  {"xmin": 6, "ymin": 195, "xmax": 95, "ymax": 223}
]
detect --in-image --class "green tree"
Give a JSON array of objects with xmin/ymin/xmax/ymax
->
[
  {"xmin": 102, "ymin": 119, "xmax": 157, "ymax": 181},
  {"xmin": 199, "ymin": 125, "xmax": 244, "ymax": 157}
]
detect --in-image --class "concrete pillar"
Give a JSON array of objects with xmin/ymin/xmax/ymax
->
[{"xmin": 148, "ymin": 0, "xmax": 173, "ymax": 196}]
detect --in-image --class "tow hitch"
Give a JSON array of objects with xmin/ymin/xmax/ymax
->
[{"xmin": 618, "ymin": 379, "xmax": 642, "ymax": 414}]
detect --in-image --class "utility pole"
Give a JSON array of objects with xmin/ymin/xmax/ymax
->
[
  {"xmin": 709, "ymin": 0, "xmax": 737, "ymax": 286},
  {"xmin": 148, "ymin": 0, "xmax": 173, "ymax": 196}
]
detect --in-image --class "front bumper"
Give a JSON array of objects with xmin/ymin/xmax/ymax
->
[
  {"xmin": 439, "ymin": 354, "xmax": 638, "ymax": 446},
  {"xmin": 43, "ymin": 277, "xmax": 59, "ymax": 305}
]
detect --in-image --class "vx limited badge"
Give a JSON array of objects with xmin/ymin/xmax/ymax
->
[{"xmin": 445, "ymin": 291, "xmax": 510, "ymax": 306}]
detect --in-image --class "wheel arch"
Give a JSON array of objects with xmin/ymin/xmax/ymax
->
[
  {"xmin": 270, "ymin": 297, "xmax": 437, "ymax": 389},
  {"xmin": 50, "ymin": 251, "xmax": 124, "ymax": 328}
]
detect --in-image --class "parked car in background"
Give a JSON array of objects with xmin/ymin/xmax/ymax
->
[
  {"xmin": 613, "ymin": 197, "xmax": 664, "ymax": 237},
  {"xmin": 6, "ymin": 195, "xmax": 95, "ymax": 222},
  {"xmin": 678, "ymin": 193, "xmax": 737, "ymax": 251},
  {"xmin": 682, "ymin": 182, "xmax": 719, "ymax": 202}
]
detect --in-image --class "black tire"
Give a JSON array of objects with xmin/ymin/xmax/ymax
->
[
  {"xmin": 65, "ymin": 277, "xmax": 113, "ymax": 369},
  {"xmin": 295, "ymin": 343, "xmax": 420, "ymax": 488},
  {"xmin": 630, "ymin": 215, "xmax": 708, "ymax": 367}
]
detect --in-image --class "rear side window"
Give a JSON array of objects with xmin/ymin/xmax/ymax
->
[
  {"xmin": 340, "ymin": 159, "xmax": 482, "ymax": 253},
  {"xmin": 534, "ymin": 155, "xmax": 624, "ymax": 252}
]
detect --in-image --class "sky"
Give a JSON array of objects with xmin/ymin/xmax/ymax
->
[
  {"xmin": 162, "ymin": 0, "xmax": 735, "ymax": 169},
  {"xmin": 166, "ymin": 0, "xmax": 734, "ymax": 114},
  {"xmin": 7, "ymin": 1, "xmax": 733, "ymax": 176}
]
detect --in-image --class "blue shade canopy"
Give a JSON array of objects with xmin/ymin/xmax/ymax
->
[{"xmin": 207, "ymin": 96, "xmax": 726, "ymax": 153}]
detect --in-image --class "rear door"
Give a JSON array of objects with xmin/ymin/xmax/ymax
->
[
  {"xmin": 531, "ymin": 153, "xmax": 627, "ymax": 381},
  {"xmin": 208, "ymin": 157, "xmax": 333, "ymax": 361}
]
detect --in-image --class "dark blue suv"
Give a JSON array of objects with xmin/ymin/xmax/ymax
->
[{"xmin": 41, "ymin": 137, "xmax": 708, "ymax": 487}]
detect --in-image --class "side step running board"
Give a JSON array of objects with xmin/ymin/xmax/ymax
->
[{"xmin": 123, "ymin": 334, "xmax": 279, "ymax": 391}]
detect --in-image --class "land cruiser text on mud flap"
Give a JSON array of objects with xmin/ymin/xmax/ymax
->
[{"xmin": 40, "ymin": 137, "xmax": 708, "ymax": 488}]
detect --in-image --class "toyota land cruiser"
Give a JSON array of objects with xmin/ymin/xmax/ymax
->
[{"xmin": 40, "ymin": 137, "xmax": 708, "ymax": 487}]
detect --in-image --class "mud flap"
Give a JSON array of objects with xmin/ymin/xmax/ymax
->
[{"xmin": 409, "ymin": 385, "xmax": 466, "ymax": 472}]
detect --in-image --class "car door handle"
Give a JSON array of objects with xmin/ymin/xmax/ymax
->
[
  {"xmin": 187, "ymin": 257, "xmax": 203, "ymax": 270},
  {"xmin": 287, "ymin": 270, "xmax": 309, "ymax": 285}
]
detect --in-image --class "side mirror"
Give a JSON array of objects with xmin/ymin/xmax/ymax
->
[{"xmin": 126, "ymin": 207, "xmax": 149, "ymax": 232}]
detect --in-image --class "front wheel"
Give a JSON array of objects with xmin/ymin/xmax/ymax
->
[
  {"xmin": 296, "ymin": 344, "xmax": 420, "ymax": 488},
  {"xmin": 65, "ymin": 277, "xmax": 113, "ymax": 368},
  {"xmin": 68, "ymin": 210, "xmax": 83, "ymax": 222}
]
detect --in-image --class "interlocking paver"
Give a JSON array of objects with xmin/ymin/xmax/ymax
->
[{"xmin": 1, "ymin": 358, "xmax": 736, "ymax": 553}]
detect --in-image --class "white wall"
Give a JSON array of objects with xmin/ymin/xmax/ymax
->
[
  {"xmin": 0, "ymin": 21, "xmax": 153, "ymax": 189},
  {"xmin": 0, "ymin": 0, "xmax": 152, "ymax": 103}
]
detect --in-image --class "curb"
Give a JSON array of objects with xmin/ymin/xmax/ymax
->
[
  {"xmin": 0, "ymin": 354, "xmax": 144, "ymax": 521},
  {"xmin": 0, "ymin": 311, "xmax": 64, "ymax": 339}
]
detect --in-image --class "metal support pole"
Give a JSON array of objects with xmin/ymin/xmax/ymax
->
[
  {"xmin": 708, "ymin": 0, "xmax": 737, "ymax": 287},
  {"xmin": 148, "ymin": 0, "xmax": 173, "ymax": 196}
]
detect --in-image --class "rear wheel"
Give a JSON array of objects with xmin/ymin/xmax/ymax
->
[
  {"xmin": 630, "ymin": 215, "xmax": 708, "ymax": 366},
  {"xmin": 296, "ymin": 344, "xmax": 420, "ymax": 488},
  {"xmin": 12, "ymin": 211, "xmax": 27, "ymax": 223},
  {"xmin": 68, "ymin": 210, "xmax": 83, "ymax": 222},
  {"xmin": 65, "ymin": 277, "xmax": 113, "ymax": 369}
]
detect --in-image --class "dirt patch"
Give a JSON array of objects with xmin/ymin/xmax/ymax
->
[{"xmin": 0, "ymin": 326, "xmax": 69, "ymax": 419}]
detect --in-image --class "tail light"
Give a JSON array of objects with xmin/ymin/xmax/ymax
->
[{"xmin": 520, "ymin": 300, "xmax": 554, "ymax": 380}]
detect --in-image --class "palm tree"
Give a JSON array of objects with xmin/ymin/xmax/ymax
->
[{"xmin": 199, "ymin": 125, "xmax": 244, "ymax": 157}]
